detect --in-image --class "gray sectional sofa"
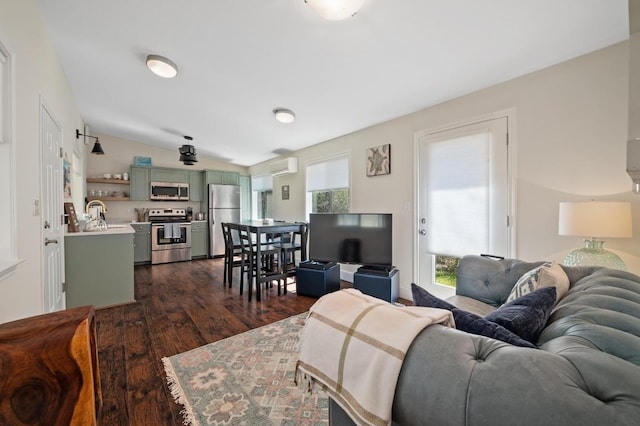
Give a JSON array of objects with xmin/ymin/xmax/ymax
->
[{"xmin": 329, "ymin": 255, "xmax": 640, "ymax": 426}]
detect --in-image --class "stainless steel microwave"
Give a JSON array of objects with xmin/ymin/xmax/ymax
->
[{"xmin": 150, "ymin": 182, "xmax": 189, "ymax": 201}]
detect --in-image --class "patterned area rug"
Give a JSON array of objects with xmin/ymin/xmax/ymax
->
[{"xmin": 162, "ymin": 313, "xmax": 328, "ymax": 425}]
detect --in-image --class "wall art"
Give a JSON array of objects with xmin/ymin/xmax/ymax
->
[{"xmin": 366, "ymin": 144, "xmax": 391, "ymax": 176}]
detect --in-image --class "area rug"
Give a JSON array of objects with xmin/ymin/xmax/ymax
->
[{"xmin": 162, "ymin": 313, "xmax": 328, "ymax": 426}]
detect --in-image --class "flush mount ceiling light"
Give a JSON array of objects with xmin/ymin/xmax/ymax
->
[
  {"xmin": 273, "ymin": 108, "xmax": 296, "ymax": 124},
  {"xmin": 179, "ymin": 136, "xmax": 198, "ymax": 165},
  {"xmin": 146, "ymin": 54, "xmax": 178, "ymax": 78},
  {"xmin": 76, "ymin": 129, "xmax": 105, "ymax": 155},
  {"xmin": 304, "ymin": 0, "xmax": 366, "ymax": 20}
]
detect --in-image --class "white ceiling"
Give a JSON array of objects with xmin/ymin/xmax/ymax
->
[{"xmin": 36, "ymin": 0, "xmax": 629, "ymax": 167}]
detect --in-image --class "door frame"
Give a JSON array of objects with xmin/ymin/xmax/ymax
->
[{"xmin": 412, "ymin": 108, "xmax": 518, "ymax": 291}]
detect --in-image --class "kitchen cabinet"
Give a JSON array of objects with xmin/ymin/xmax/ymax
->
[
  {"xmin": 65, "ymin": 230, "xmax": 135, "ymax": 308},
  {"xmin": 150, "ymin": 167, "xmax": 189, "ymax": 183},
  {"xmin": 189, "ymin": 170, "xmax": 204, "ymax": 202},
  {"xmin": 239, "ymin": 175, "xmax": 251, "ymax": 222},
  {"xmin": 205, "ymin": 170, "xmax": 240, "ymax": 185},
  {"xmin": 191, "ymin": 221, "xmax": 208, "ymax": 258},
  {"xmin": 129, "ymin": 166, "xmax": 150, "ymax": 201},
  {"xmin": 86, "ymin": 178, "xmax": 130, "ymax": 201},
  {"xmin": 131, "ymin": 223, "xmax": 151, "ymax": 264}
]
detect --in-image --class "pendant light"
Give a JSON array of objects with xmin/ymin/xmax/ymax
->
[{"xmin": 179, "ymin": 136, "xmax": 198, "ymax": 165}]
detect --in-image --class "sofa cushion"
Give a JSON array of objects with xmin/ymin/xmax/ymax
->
[
  {"xmin": 485, "ymin": 286, "xmax": 556, "ymax": 343},
  {"xmin": 411, "ymin": 284, "xmax": 536, "ymax": 348},
  {"xmin": 506, "ymin": 262, "xmax": 569, "ymax": 303}
]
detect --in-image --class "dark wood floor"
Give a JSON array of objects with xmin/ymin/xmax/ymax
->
[{"xmin": 94, "ymin": 258, "xmax": 320, "ymax": 425}]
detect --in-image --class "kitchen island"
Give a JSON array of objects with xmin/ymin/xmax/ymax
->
[{"xmin": 64, "ymin": 225, "xmax": 135, "ymax": 308}]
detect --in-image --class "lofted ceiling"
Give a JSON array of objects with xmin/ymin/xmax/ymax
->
[{"xmin": 36, "ymin": 0, "xmax": 629, "ymax": 167}]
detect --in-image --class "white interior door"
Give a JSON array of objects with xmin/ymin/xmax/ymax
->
[
  {"xmin": 416, "ymin": 116, "xmax": 510, "ymax": 298},
  {"xmin": 41, "ymin": 103, "xmax": 64, "ymax": 313}
]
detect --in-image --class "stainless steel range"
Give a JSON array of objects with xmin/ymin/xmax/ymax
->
[{"xmin": 149, "ymin": 208, "xmax": 192, "ymax": 264}]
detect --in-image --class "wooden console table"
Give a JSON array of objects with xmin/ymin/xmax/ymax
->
[{"xmin": 0, "ymin": 305, "xmax": 101, "ymax": 425}]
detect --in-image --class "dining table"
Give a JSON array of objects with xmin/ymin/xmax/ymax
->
[{"xmin": 235, "ymin": 220, "xmax": 308, "ymax": 301}]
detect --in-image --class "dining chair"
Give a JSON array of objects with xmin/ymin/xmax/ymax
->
[
  {"xmin": 277, "ymin": 222, "xmax": 309, "ymax": 283},
  {"xmin": 221, "ymin": 222, "xmax": 245, "ymax": 290},
  {"xmin": 238, "ymin": 225, "xmax": 284, "ymax": 301}
]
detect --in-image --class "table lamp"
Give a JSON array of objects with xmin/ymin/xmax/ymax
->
[{"xmin": 558, "ymin": 201, "xmax": 632, "ymax": 270}]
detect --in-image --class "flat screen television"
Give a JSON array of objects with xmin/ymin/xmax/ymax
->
[{"xmin": 309, "ymin": 213, "xmax": 392, "ymax": 267}]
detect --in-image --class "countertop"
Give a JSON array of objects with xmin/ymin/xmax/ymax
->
[{"xmin": 65, "ymin": 224, "xmax": 135, "ymax": 237}]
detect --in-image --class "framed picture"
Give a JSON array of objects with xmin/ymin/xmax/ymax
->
[
  {"xmin": 63, "ymin": 156, "xmax": 72, "ymax": 198},
  {"xmin": 282, "ymin": 185, "xmax": 290, "ymax": 200},
  {"xmin": 366, "ymin": 144, "xmax": 391, "ymax": 176}
]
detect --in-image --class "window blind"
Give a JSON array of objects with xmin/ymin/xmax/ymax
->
[
  {"xmin": 251, "ymin": 174, "xmax": 272, "ymax": 192},
  {"xmin": 306, "ymin": 156, "xmax": 349, "ymax": 191},
  {"xmin": 426, "ymin": 131, "xmax": 491, "ymax": 257}
]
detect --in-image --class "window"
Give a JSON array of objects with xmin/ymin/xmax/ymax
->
[
  {"xmin": 0, "ymin": 39, "xmax": 18, "ymax": 280},
  {"xmin": 306, "ymin": 156, "xmax": 350, "ymax": 216},
  {"xmin": 251, "ymin": 174, "xmax": 273, "ymax": 219}
]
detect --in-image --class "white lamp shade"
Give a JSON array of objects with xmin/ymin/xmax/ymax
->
[
  {"xmin": 146, "ymin": 55, "xmax": 178, "ymax": 78},
  {"xmin": 558, "ymin": 201, "xmax": 632, "ymax": 238},
  {"xmin": 305, "ymin": 0, "xmax": 366, "ymax": 20}
]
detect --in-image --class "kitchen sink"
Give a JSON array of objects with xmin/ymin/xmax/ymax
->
[
  {"xmin": 82, "ymin": 223, "xmax": 130, "ymax": 232},
  {"xmin": 107, "ymin": 224, "xmax": 128, "ymax": 229}
]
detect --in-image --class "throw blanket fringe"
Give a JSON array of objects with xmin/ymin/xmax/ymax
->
[
  {"xmin": 162, "ymin": 357, "xmax": 199, "ymax": 426},
  {"xmin": 296, "ymin": 289, "xmax": 454, "ymax": 426}
]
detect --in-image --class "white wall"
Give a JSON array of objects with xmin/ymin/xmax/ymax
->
[
  {"xmin": 0, "ymin": 0, "xmax": 85, "ymax": 322},
  {"xmin": 252, "ymin": 41, "xmax": 636, "ymax": 300}
]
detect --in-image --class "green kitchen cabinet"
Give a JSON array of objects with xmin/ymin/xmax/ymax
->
[
  {"xmin": 189, "ymin": 170, "xmax": 204, "ymax": 202},
  {"xmin": 131, "ymin": 223, "xmax": 151, "ymax": 264},
  {"xmin": 191, "ymin": 221, "xmax": 208, "ymax": 258},
  {"xmin": 64, "ymin": 231, "xmax": 135, "ymax": 308},
  {"xmin": 150, "ymin": 167, "xmax": 189, "ymax": 183},
  {"xmin": 239, "ymin": 175, "xmax": 251, "ymax": 222},
  {"xmin": 130, "ymin": 166, "xmax": 150, "ymax": 200},
  {"xmin": 205, "ymin": 170, "xmax": 240, "ymax": 186}
]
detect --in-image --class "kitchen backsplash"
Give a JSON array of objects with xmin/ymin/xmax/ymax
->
[{"xmin": 105, "ymin": 201, "xmax": 205, "ymax": 223}]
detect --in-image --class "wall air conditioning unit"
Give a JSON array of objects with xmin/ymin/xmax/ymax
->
[{"xmin": 270, "ymin": 157, "xmax": 298, "ymax": 176}]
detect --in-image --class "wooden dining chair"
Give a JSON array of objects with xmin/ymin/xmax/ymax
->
[
  {"xmin": 277, "ymin": 222, "xmax": 309, "ymax": 284},
  {"xmin": 238, "ymin": 225, "xmax": 283, "ymax": 301},
  {"xmin": 221, "ymin": 222, "xmax": 245, "ymax": 290}
]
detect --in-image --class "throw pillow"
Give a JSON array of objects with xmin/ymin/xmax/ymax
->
[
  {"xmin": 505, "ymin": 262, "xmax": 569, "ymax": 304},
  {"xmin": 484, "ymin": 286, "xmax": 556, "ymax": 344},
  {"xmin": 411, "ymin": 284, "xmax": 536, "ymax": 348}
]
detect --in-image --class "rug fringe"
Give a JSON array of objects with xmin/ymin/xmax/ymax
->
[{"xmin": 162, "ymin": 356, "xmax": 199, "ymax": 426}]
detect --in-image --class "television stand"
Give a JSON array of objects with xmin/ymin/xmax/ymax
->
[{"xmin": 354, "ymin": 267, "xmax": 399, "ymax": 303}]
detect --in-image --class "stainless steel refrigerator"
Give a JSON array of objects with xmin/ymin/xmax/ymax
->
[{"xmin": 208, "ymin": 184, "xmax": 241, "ymax": 257}]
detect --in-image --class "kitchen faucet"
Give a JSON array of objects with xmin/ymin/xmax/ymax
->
[
  {"xmin": 85, "ymin": 200, "xmax": 108, "ymax": 230},
  {"xmin": 86, "ymin": 199, "xmax": 107, "ymax": 215}
]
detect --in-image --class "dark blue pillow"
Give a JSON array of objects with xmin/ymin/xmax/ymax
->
[
  {"xmin": 411, "ymin": 283, "xmax": 536, "ymax": 348},
  {"xmin": 484, "ymin": 286, "xmax": 556, "ymax": 344}
]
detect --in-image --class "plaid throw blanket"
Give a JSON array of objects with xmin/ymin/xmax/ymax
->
[{"xmin": 296, "ymin": 289, "xmax": 454, "ymax": 426}]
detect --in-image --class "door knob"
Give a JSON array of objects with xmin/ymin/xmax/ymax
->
[{"xmin": 45, "ymin": 238, "xmax": 58, "ymax": 246}]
